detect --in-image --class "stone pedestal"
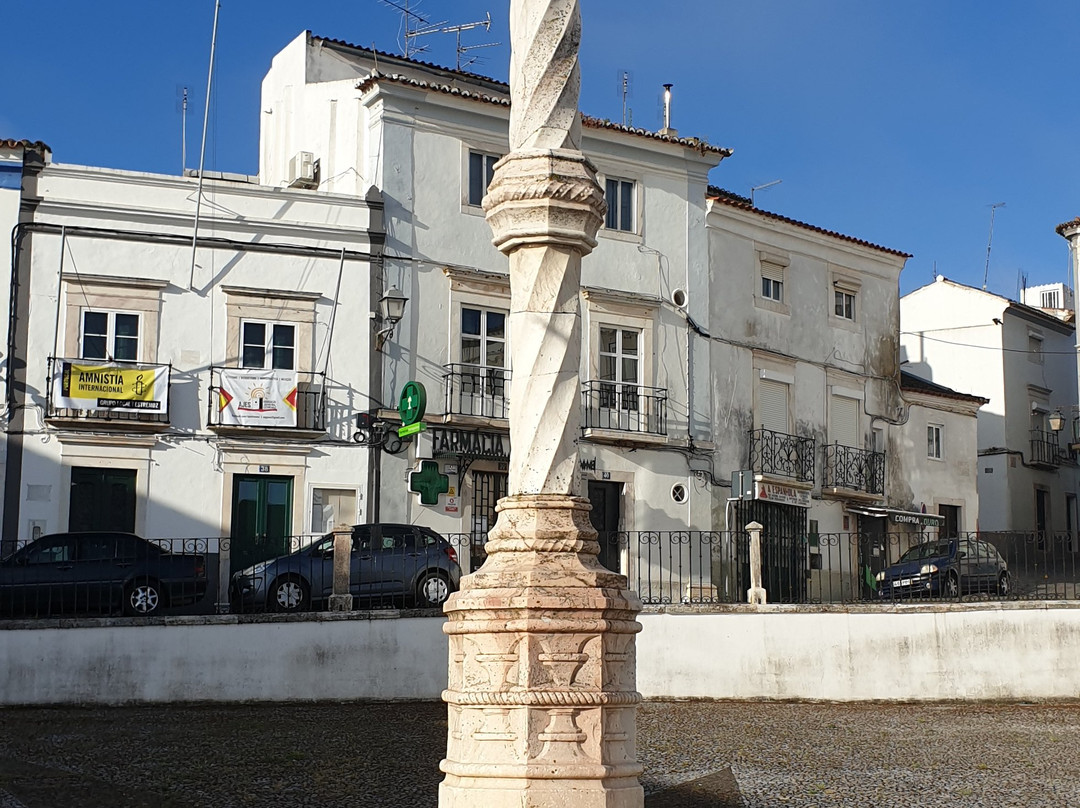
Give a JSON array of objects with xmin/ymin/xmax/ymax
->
[
  {"xmin": 329, "ymin": 531, "xmax": 353, "ymax": 612},
  {"xmin": 439, "ymin": 495, "xmax": 643, "ymax": 807}
]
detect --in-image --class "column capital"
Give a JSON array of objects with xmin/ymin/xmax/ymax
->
[{"xmin": 484, "ymin": 149, "xmax": 606, "ymax": 257}]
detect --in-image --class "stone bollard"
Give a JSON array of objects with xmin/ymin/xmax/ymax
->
[
  {"xmin": 328, "ymin": 529, "xmax": 353, "ymax": 612},
  {"xmin": 746, "ymin": 521, "xmax": 767, "ymax": 605}
]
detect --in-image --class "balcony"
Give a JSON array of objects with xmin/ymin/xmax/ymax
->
[
  {"xmin": 747, "ymin": 428, "xmax": 815, "ymax": 484},
  {"xmin": 822, "ymin": 443, "xmax": 885, "ymax": 495},
  {"xmin": 443, "ymin": 364, "xmax": 510, "ymax": 420},
  {"xmin": 582, "ymin": 380, "xmax": 668, "ymax": 437},
  {"xmin": 208, "ymin": 367, "xmax": 326, "ymax": 433},
  {"xmin": 1030, "ymin": 429, "xmax": 1075, "ymax": 468},
  {"xmin": 46, "ymin": 357, "xmax": 171, "ymax": 428}
]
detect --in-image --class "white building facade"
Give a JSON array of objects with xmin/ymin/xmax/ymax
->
[
  {"xmin": 901, "ymin": 276, "xmax": 1080, "ymax": 535},
  {"xmin": 259, "ymin": 33, "xmax": 731, "ymax": 596},
  {"xmin": 4, "ymin": 158, "xmax": 383, "ymax": 608}
]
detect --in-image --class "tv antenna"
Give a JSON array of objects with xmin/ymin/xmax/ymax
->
[
  {"xmin": 618, "ymin": 70, "xmax": 633, "ymax": 126},
  {"xmin": 982, "ymin": 202, "xmax": 1005, "ymax": 291},
  {"xmin": 442, "ymin": 14, "xmax": 497, "ymax": 70},
  {"xmin": 378, "ymin": 0, "xmax": 446, "ymax": 58},
  {"xmin": 750, "ymin": 179, "xmax": 782, "ymax": 206}
]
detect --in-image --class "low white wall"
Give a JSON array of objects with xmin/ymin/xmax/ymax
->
[{"xmin": 3, "ymin": 603, "xmax": 1080, "ymax": 705}]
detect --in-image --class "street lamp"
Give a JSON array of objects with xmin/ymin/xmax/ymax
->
[
  {"xmin": 374, "ymin": 286, "xmax": 407, "ymax": 351},
  {"xmin": 1048, "ymin": 410, "xmax": 1066, "ymax": 433}
]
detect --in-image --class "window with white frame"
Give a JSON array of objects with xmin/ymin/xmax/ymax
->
[
  {"xmin": 241, "ymin": 321, "xmax": 296, "ymax": 370},
  {"xmin": 468, "ymin": 151, "xmax": 498, "ymax": 207},
  {"xmin": 80, "ymin": 310, "xmax": 140, "ymax": 361},
  {"xmin": 1042, "ymin": 290, "xmax": 1060, "ymax": 309},
  {"xmin": 757, "ymin": 378, "xmax": 790, "ymax": 434},
  {"xmin": 927, "ymin": 423, "xmax": 943, "ymax": 459},
  {"xmin": 834, "ymin": 289, "xmax": 856, "ymax": 321},
  {"xmin": 604, "ymin": 177, "xmax": 635, "ymax": 232},
  {"xmin": 461, "ymin": 306, "xmax": 508, "ymax": 398},
  {"xmin": 598, "ymin": 326, "xmax": 640, "ymax": 410},
  {"xmin": 761, "ymin": 261, "xmax": 784, "ymax": 303}
]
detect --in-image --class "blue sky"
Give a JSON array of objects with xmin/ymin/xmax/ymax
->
[{"xmin": 3, "ymin": 1, "xmax": 1077, "ymax": 296}]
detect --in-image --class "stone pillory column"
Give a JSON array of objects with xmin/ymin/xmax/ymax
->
[{"xmin": 438, "ymin": 2, "xmax": 644, "ymax": 807}]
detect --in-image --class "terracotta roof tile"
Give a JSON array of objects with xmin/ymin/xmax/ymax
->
[
  {"xmin": 1056, "ymin": 217, "xmax": 1080, "ymax": 235},
  {"xmin": 0, "ymin": 139, "xmax": 50, "ymax": 152},
  {"xmin": 707, "ymin": 186, "xmax": 911, "ymax": 258},
  {"xmin": 323, "ymin": 34, "xmax": 729, "ymax": 156},
  {"xmin": 900, "ymin": 370, "xmax": 988, "ymax": 405}
]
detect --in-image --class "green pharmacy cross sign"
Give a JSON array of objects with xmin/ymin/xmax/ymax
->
[
  {"xmin": 409, "ymin": 460, "xmax": 449, "ymax": 506},
  {"xmin": 398, "ymin": 380, "xmax": 427, "ymax": 438}
]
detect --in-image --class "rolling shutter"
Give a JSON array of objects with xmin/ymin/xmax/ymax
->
[
  {"xmin": 831, "ymin": 395, "xmax": 859, "ymax": 448},
  {"xmin": 759, "ymin": 379, "xmax": 789, "ymax": 433}
]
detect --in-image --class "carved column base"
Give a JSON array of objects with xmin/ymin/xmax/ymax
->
[{"xmin": 439, "ymin": 495, "xmax": 644, "ymax": 808}]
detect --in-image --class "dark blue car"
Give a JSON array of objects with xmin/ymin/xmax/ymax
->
[
  {"xmin": 876, "ymin": 537, "xmax": 1010, "ymax": 599},
  {"xmin": 229, "ymin": 523, "xmax": 462, "ymax": 613}
]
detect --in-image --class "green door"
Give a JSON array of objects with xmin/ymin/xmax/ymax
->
[
  {"xmin": 230, "ymin": 475, "xmax": 293, "ymax": 573},
  {"xmin": 69, "ymin": 467, "xmax": 136, "ymax": 533}
]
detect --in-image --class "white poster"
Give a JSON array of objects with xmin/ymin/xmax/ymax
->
[
  {"xmin": 52, "ymin": 361, "xmax": 170, "ymax": 414},
  {"xmin": 217, "ymin": 368, "xmax": 298, "ymax": 427}
]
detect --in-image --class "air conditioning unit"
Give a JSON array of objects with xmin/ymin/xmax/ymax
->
[{"xmin": 288, "ymin": 151, "xmax": 318, "ymax": 189}]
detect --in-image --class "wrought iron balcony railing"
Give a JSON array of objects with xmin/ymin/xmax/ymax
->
[
  {"xmin": 443, "ymin": 363, "xmax": 510, "ymax": 419},
  {"xmin": 582, "ymin": 380, "xmax": 668, "ymax": 436},
  {"xmin": 1030, "ymin": 429, "xmax": 1068, "ymax": 467},
  {"xmin": 207, "ymin": 367, "xmax": 326, "ymax": 432},
  {"xmin": 747, "ymin": 428, "xmax": 815, "ymax": 483},
  {"xmin": 822, "ymin": 443, "xmax": 885, "ymax": 495},
  {"xmin": 46, "ymin": 357, "xmax": 172, "ymax": 426}
]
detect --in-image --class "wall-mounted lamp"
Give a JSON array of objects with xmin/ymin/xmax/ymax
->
[
  {"xmin": 374, "ymin": 286, "xmax": 408, "ymax": 351},
  {"xmin": 1048, "ymin": 410, "xmax": 1066, "ymax": 433}
]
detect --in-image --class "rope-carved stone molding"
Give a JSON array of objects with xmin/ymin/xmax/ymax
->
[{"xmin": 443, "ymin": 689, "xmax": 642, "ymax": 706}]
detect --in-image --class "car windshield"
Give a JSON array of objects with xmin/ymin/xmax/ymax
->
[{"xmin": 899, "ymin": 541, "xmax": 954, "ymax": 562}]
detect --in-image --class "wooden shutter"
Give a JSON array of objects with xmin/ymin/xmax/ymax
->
[{"xmin": 758, "ymin": 379, "xmax": 789, "ymax": 433}]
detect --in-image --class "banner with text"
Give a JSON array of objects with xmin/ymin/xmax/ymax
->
[
  {"xmin": 53, "ymin": 362, "xmax": 169, "ymax": 413},
  {"xmin": 217, "ymin": 369, "xmax": 298, "ymax": 427}
]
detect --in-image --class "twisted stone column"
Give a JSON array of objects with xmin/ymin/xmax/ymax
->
[{"xmin": 439, "ymin": 2, "xmax": 644, "ymax": 806}]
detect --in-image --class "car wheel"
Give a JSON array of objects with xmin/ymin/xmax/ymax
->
[
  {"xmin": 124, "ymin": 579, "xmax": 164, "ymax": 616},
  {"xmin": 943, "ymin": 571, "xmax": 960, "ymax": 599},
  {"xmin": 997, "ymin": 572, "xmax": 1011, "ymax": 598},
  {"xmin": 416, "ymin": 572, "xmax": 451, "ymax": 608},
  {"xmin": 269, "ymin": 576, "xmax": 309, "ymax": 613}
]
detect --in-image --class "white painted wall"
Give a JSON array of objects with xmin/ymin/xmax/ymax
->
[
  {"xmin": 10, "ymin": 163, "xmax": 381, "ymax": 550},
  {"xmin": 901, "ymin": 277, "xmax": 1080, "ymax": 532},
  {"xmin": 3, "ymin": 605, "xmax": 1079, "ymax": 705}
]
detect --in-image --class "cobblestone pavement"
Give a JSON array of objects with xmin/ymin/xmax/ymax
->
[{"xmin": 0, "ymin": 701, "xmax": 1078, "ymax": 807}]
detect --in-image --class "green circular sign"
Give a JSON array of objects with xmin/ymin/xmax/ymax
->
[{"xmin": 399, "ymin": 381, "xmax": 427, "ymax": 426}]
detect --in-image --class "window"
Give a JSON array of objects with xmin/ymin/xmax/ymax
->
[
  {"xmin": 761, "ymin": 263, "xmax": 783, "ymax": 302},
  {"xmin": 604, "ymin": 177, "xmax": 635, "ymax": 232},
  {"xmin": 241, "ymin": 321, "xmax": 296, "ymax": 370},
  {"xmin": 830, "ymin": 395, "xmax": 859, "ymax": 448},
  {"xmin": 927, "ymin": 423, "xmax": 943, "ymax": 459},
  {"xmin": 758, "ymin": 378, "xmax": 790, "ymax": 433},
  {"xmin": 598, "ymin": 326, "xmax": 640, "ymax": 409},
  {"xmin": 80, "ymin": 310, "xmax": 139, "ymax": 361},
  {"xmin": 310, "ymin": 488, "xmax": 357, "ymax": 534},
  {"xmin": 468, "ymin": 151, "xmax": 498, "ymax": 207},
  {"xmin": 1028, "ymin": 333, "xmax": 1044, "ymax": 364},
  {"xmin": 834, "ymin": 289, "xmax": 856, "ymax": 321},
  {"xmin": 461, "ymin": 306, "xmax": 507, "ymax": 398},
  {"xmin": 1042, "ymin": 290, "xmax": 1060, "ymax": 308}
]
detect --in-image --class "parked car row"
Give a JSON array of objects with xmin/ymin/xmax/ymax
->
[{"xmin": 0, "ymin": 523, "xmax": 463, "ymax": 618}]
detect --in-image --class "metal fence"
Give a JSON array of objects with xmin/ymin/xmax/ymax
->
[{"xmin": 5, "ymin": 527, "xmax": 1079, "ymax": 621}]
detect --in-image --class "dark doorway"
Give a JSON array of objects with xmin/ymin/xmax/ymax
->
[
  {"xmin": 733, "ymin": 500, "xmax": 807, "ymax": 603},
  {"xmin": 939, "ymin": 504, "xmax": 960, "ymax": 537},
  {"xmin": 857, "ymin": 516, "xmax": 887, "ymax": 600},
  {"xmin": 587, "ymin": 480, "xmax": 622, "ymax": 573},
  {"xmin": 230, "ymin": 475, "xmax": 293, "ymax": 573},
  {"xmin": 469, "ymin": 470, "xmax": 507, "ymax": 569},
  {"xmin": 69, "ymin": 467, "xmax": 136, "ymax": 533}
]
